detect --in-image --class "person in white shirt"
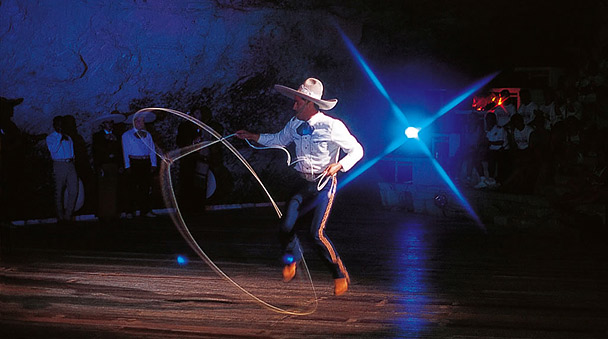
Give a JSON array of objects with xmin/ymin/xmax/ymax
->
[
  {"xmin": 236, "ymin": 78, "xmax": 363, "ymax": 296},
  {"xmin": 46, "ymin": 116, "xmax": 78, "ymax": 222},
  {"xmin": 122, "ymin": 113, "xmax": 157, "ymax": 218},
  {"xmin": 492, "ymin": 89, "xmax": 516, "ymax": 127},
  {"xmin": 511, "ymin": 114, "xmax": 534, "ymax": 151},
  {"xmin": 475, "ymin": 112, "xmax": 508, "ymax": 189},
  {"xmin": 538, "ymin": 88, "xmax": 558, "ymax": 129},
  {"xmin": 518, "ymin": 89, "xmax": 539, "ymax": 125},
  {"xmin": 504, "ymin": 113, "xmax": 537, "ymax": 193}
]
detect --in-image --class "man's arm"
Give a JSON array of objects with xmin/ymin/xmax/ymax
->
[
  {"xmin": 235, "ymin": 130, "xmax": 260, "ymax": 142},
  {"xmin": 331, "ymin": 120, "xmax": 364, "ymax": 172}
]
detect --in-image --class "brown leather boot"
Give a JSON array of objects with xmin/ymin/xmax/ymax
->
[
  {"xmin": 282, "ymin": 263, "xmax": 296, "ymax": 282},
  {"xmin": 334, "ymin": 277, "xmax": 349, "ymax": 296}
]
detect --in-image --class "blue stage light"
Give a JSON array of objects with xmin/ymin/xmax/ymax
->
[
  {"xmin": 337, "ymin": 24, "xmax": 493, "ymax": 230},
  {"xmin": 404, "ymin": 127, "xmax": 420, "ymax": 139},
  {"xmin": 177, "ymin": 255, "xmax": 188, "ymax": 265}
]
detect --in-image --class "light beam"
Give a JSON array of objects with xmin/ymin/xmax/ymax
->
[
  {"xmin": 337, "ymin": 25, "xmax": 490, "ymax": 228},
  {"xmin": 339, "ymin": 138, "xmax": 406, "ymax": 189},
  {"xmin": 415, "ymin": 142, "xmax": 485, "ymax": 230},
  {"xmin": 337, "ymin": 26, "xmax": 409, "ymax": 126},
  {"xmin": 419, "ymin": 72, "xmax": 498, "ymax": 130}
]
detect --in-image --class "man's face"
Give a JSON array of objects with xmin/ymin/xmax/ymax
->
[
  {"xmin": 293, "ymin": 96, "xmax": 309, "ymax": 119},
  {"xmin": 102, "ymin": 120, "xmax": 114, "ymax": 131},
  {"xmin": 134, "ymin": 116, "xmax": 145, "ymax": 130}
]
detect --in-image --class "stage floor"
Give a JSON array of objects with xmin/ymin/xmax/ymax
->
[{"xmin": 1, "ymin": 204, "xmax": 607, "ymax": 338}]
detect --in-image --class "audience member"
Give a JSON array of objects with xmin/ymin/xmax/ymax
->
[
  {"xmin": 538, "ymin": 88, "xmax": 559, "ymax": 129},
  {"xmin": 456, "ymin": 113, "xmax": 485, "ymax": 186},
  {"xmin": 475, "ymin": 112, "xmax": 507, "ymax": 189},
  {"xmin": 122, "ymin": 112, "xmax": 158, "ymax": 218},
  {"xmin": 529, "ymin": 113, "xmax": 554, "ymax": 191},
  {"xmin": 176, "ymin": 107, "xmax": 213, "ymax": 213},
  {"xmin": 46, "ymin": 116, "xmax": 78, "ymax": 223},
  {"xmin": 517, "ymin": 89, "xmax": 539, "ymax": 125},
  {"xmin": 492, "ymin": 89, "xmax": 517, "ymax": 127},
  {"xmin": 0, "ymin": 97, "xmax": 25, "ymax": 221},
  {"xmin": 92, "ymin": 111, "xmax": 125, "ymax": 222},
  {"xmin": 502, "ymin": 114, "xmax": 536, "ymax": 193},
  {"xmin": 62, "ymin": 114, "xmax": 93, "ymax": 213}
]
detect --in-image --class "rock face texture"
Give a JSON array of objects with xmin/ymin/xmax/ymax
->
[{"xmin": 1, "ymin": 1, "xmax": 365, "ymax": 207}]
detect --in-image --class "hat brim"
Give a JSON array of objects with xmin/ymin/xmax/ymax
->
[
  {"xmin": 125, "ymin": 112, "xmax": 156, "ymax": 124},
  {"xmin": 274, "ymin": 85, "xmax": 337, "ymax": 110},
  {"xmin": 0, "ymin": 97, "xmax": 24, "ymax": 108},
  {"xmin": 92, "ymin": 114, "xmax": 126, "ymax": 125}
]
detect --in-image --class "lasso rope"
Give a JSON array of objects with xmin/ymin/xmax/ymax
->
[
  {"xmin": 244, "ymin": 139, "xmax": 332, "ymax": 191},
  {"xmin": 130, "ymin": 108, "xmax": 318, "ymax": 316}
]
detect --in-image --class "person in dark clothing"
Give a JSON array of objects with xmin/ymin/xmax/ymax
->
[
  {"xmin": 176, "ymin": 108, "xmax": 212, "ymax": 214},
  {"xmin": 92, "ymin": 111, "xmax": 126, "ymax": 222}
]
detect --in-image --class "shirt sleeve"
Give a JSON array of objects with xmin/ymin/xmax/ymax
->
[
  {"xmin": 257, "ymin": 120, "xmax": 295, "ymax": 147},
  {"xmin": 147, "ymin": 135, "xmax": 157, "ymax": 167},
  {"xmin": 122, "ymin": 132, "xmax": 131, "ymax": 168},
  {"xmin": 331, "ymin": 120, "xmax": 364, "ymax": 172},
  {"xmin": 46, "ymin": 133, "xmax": 59, "ymax": 156}
]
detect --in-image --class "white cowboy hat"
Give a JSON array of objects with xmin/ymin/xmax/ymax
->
[
  {"xmin": 92, "ymin": 112, "xmax": 126, "ymax": 125},
  {"xmin": 274, "ymin": 78, "xmax": 338, "ymax": 110},
  {"xmin": 125, "ymin": 111, "xmax": 156, "ymax": 124}
]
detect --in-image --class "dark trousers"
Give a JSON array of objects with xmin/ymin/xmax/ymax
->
[
  {"xmin": 178, "ymin": 156, "xmax": 208, "ymax": 213},
  {"xmin": 280, "ymin": 176, "xmax": 347, "ymax": 279},
  {"xmin": 127, "ymin": 158, "xmax": 152, "ymax": 215},
  {"xmin": 97, "ymin": 163, "xmax": 120, "ymax": 219}
]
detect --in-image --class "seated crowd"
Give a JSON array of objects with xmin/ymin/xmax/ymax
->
[{"xmin": 460, "ymin": 82, "xmax": 607, "ymax": 207}]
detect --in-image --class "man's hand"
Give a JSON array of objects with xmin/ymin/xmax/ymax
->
[
  {"xmin": 235, "ymin": 130, "xmax": 260, "ymax": 142},
  {"xmin": 324, "ymin": 163, "xmax": 343, "ymax": 176}
]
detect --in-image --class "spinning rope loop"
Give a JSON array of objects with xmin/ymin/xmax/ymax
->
[
  {"xmin": 131, "ymin": 108, "xmax": 318, "ymax": 315},
  {"xmin": 244, "ymin": 139, "xmax": 332, "ymax": 191}
]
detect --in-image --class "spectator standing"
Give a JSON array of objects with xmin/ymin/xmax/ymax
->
[
  {"xmin": 176, "ymin": 107, "xmax": 212, "ymax": 214},
  {"xmin": 539, "ymin": 88, "xmax": 559, "ymax": 129},
  {"xmin": 46, "ymin": 116, "xmax": 78, "ymax": 223},
  {"xmin": 492, "ymin": 89, "xmax": 517, "ymax": 127},
  {"xmin": 62, "ymin": 114, "xmax": 92, "ymax": 213},
  {"xmin": 503, "ymin": 114, "xmax": 536, "ymax": 193},
  {"xmin": 518, "ymin": 89, "xmax": 539, "ymax": 125},
  {"xmin": 92, "ymin": 111, "xmax": 125, "ymax": 222},
  {"xmin": 475, "ymin": 113, "xmax": 507, "ymax": 189},
  {"xmin": 122, "ymin": 112, "xmax": 157, "ymax": 218},
  {"xmin": 0, "ymin": 97, "xmax": 25, "ymax": 222}
]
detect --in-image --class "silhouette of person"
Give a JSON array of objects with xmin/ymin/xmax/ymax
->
[
  {"xmin": 122, "ymin": 112, "xmax": 158, "ymax": 218},
  {"xmin": 92, "ymin": 111, "xmax": 126, "ymax": 222},
  {"xmin": 46, "ymin": 116, "xmax": 78, "ymax": 223}
]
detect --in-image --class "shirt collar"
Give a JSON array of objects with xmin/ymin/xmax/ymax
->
[{"xmin": 305, "ymin": 111, "xmax": 323, "ymax": 125}]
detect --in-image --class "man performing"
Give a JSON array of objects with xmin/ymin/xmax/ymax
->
[{"xmin": 236, "ymin": 78, "xmax": 363, "ymax": 296}]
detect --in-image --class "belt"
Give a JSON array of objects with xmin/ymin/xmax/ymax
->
[
  {"xmin": 129, "ymin": 155, "xmax": 150, "ymax": 160},
  {"xmin": 54, "ymin": 158, "xmax": 73, "ymax": 162},
  {"xmin": 299, "ymin": 171, "xmax": 323, "ymax": 182}
]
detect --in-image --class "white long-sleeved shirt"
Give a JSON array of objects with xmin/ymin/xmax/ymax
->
[
  {"xmin": 513, "ymin": 125, "xmax": 534, "ymax": 150},
  {"xmin": 46, "ymin": 131, "xmax": 74, "ymax": 160},
  {"xmin": 121, "ymin": 128, "xmax": 157, "ymax": 168},
  {"xmin": 518, "ymin": 102, "xmax": 538, "ymax": 125},
  {"xmin": 486, "ymin": 125, "xmax": 508, "ymax": 151},
  {"xmin": 257, "ymin": 112, "xmax": 363, "ymax": 177},
  {"xmin": 494, "ymin": 103, "xmax": 516, "ymax": 127}
]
